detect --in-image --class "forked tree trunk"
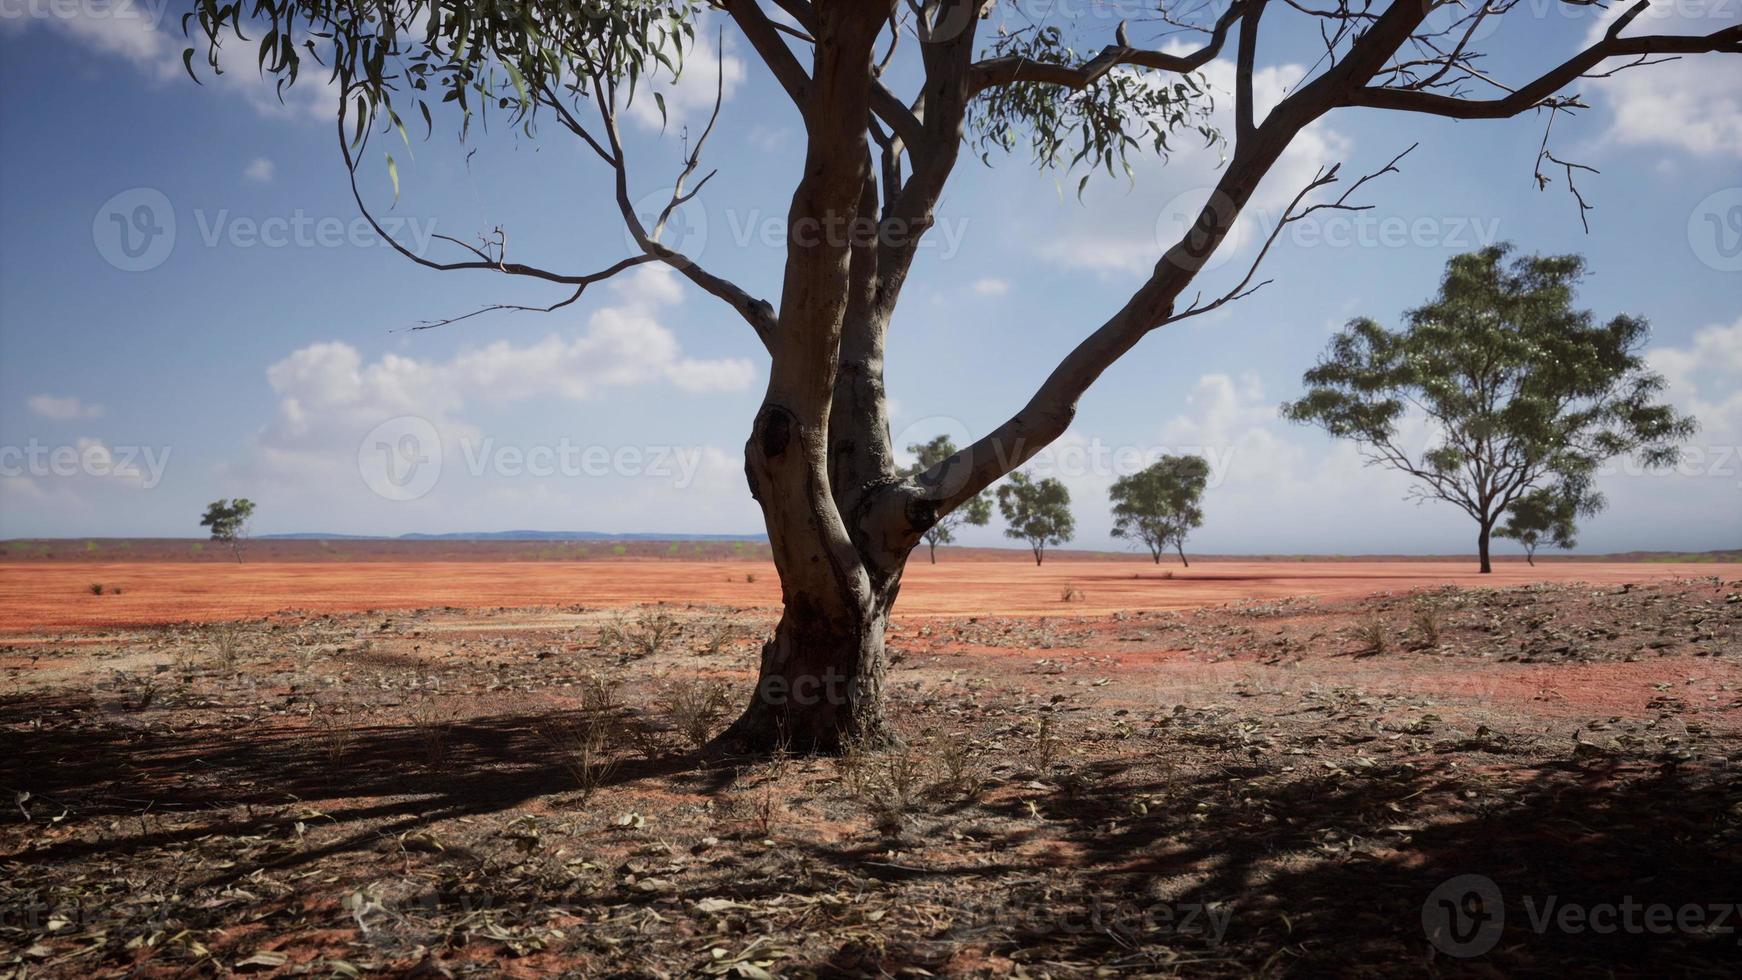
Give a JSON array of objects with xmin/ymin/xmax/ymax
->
[{"xmin": 718, "ymin": 403, "xmax": 913, "ymax": 753}]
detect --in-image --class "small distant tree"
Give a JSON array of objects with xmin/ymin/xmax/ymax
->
[
  {"xmin": 200, "ymin": 498, "xmax": 256, "ymax": 563},
  {"xmin": 1496, "ymin": 483, "xmax": 1598, "ymax": 566},
  {"xmin": 1109, "ymin": 455, "xmax": 1210, "ymax": 567},
  {"xmin": 1284, "ymin": 247, "xmax": 1695, "ymax": 573},
  {"xmin": 996, "ymin": 472, "xmax": 1074, "ymax": 566},
  {"xmin": 905, "ymin": 436, "xmax": 991, "ymax": 564}
]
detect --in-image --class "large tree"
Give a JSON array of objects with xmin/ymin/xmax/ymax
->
[
  {"xmin": 1283, "ymin": 247, "xmax": 1694, "ymax": 572},
  {"xmin": 1109, "ymin": 455, "xmax": 1210, "ymax": 567},
  {"xmin": 905, "ymin": 436, "xmax": 991, "ymax": 563},
  {"xmin": 185, "ymin": 0, "xmax": 1738, "ymax": 749}
]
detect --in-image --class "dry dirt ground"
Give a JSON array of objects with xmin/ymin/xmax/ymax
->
[
  {"xmin": 2, "ymin": 570, "xmax": 1740, "ymax": 977},
  {"xmin": 1, "ymin": 559, "xmax": 1731, "ymax": 630}
]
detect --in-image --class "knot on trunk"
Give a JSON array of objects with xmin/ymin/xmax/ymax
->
[{"xmin": 755, "ymin": 405, "xmax": 795, "ymax": 459}]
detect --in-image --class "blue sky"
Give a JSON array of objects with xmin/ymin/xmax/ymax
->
[{"xmin": 1, "ymin": 2, "xmax": 1738, "ymax": 555}]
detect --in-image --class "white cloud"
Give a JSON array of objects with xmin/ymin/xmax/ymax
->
[
  {"xmin": 5, "ymin": 7, "xmax": 339, "ymax": 119},
  {"xmin": 622, "ymin": 29, "xmax": 746, "ymax": 131},
  {"xmin": 27, "ymin": 395, "xmax": 104, "ymax": 420},
  {"xmin": 244, "ymin": 157, "xmax": 275, "ymax": 183},
  {"xmin": 1584, "ymin": 6, "xmax": 1742, "ymax": 157},
  {"xmin": 970, "ymin": 277, "xmax": 1012, "ymax": 296},
  {"xmin": 244, "ymin": 266, "xmax": 756, "ymax": 493},
  {"xmin": 1648, "ymin": 316, "xmax": 1742, "ymax": 450}
]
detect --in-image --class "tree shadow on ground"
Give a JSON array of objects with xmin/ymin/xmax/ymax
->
[
  {"xmin": 783, "ymin": 752, "xmax": 1742, "ymax": 977},
  {"xmin": 1, "ymin": 692, "xmax": 739, "ymax": 877}
]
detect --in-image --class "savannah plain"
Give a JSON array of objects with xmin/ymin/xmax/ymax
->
[{"xmin": 3, "ymin": 543, "xmax": 1739, "ymax": 976}]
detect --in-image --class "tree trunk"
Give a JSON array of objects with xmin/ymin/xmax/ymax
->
[
  {"xmin": 1033, "ymin": 544, "xmax": 1044, "ymax": 566},
  {"xmin": 1176, "ymin": 541, "xmax": 1189, "ymax": 568},
  {"xmin": 1478, "ymin": 524, "xmax": 1493, "ymax": 574},
  {"xmin": 928, "ymin": 539, "xmax": 937, "ymax": 564},
  {"xmin": 721, "ymin": 581, "xmax": 897, "ymax": 753}
]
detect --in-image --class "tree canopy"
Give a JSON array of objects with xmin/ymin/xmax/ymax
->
[
  {"xmin": 1109, "ymin": 455, "xmax": 1210, "ymax": 566},
  {"xmin": 905, "ymin": 436, "xmax": 992, "ymax": 563},
  {"xmin": 1283, "ymin": 246, "xmax": 1695, "ymax": 572},
  {"xmin": 996, "ymin": 472, "xmax": 1074, "ymax": 566},
  {"xmin": 200, "ymin": 498, "xmax": 257, "ymax": 563},
  {"xmin": 1496, "ymin": 481, "xmax": 1598, "ymax": 565}
]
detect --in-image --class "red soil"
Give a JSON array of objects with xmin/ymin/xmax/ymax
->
[{"xmin": 2, "ymin": 557, "xmax": 1733, "ymax": 633}]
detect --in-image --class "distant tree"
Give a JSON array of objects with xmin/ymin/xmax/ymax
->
[
  {"xmin": 1496, "ymin": 482, "xmax": 1599, "ymax": 566},
  {"xmin": 200, "ymin": 498, "xmax": 256, "ymax": 563},
  {"xmin": 905, "ymin": 436, "xmax": 992, "ymax": 564},
  {"xmin": 1283, "ymin": 247, "xmax": 1695, "ymax": 573},
  {"xmin": 1110, "ymin": 455, "xmax": 1210, "ymax": 567},
  {"xmin": 996, "ymin": 472, "xmax": 1074, "ymax": 566}
]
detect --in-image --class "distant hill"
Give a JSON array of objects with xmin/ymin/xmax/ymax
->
[{"xmin": 262, "ymin": 530, "xmax": 767, "ymax": 542}]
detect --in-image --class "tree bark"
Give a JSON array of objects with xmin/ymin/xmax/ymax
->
[
  {"xmin": 928, "ymin": 540, "xmax": 937, "ymax": 564},
  {"xmin": 1176, "ymin": 541, "xmax": 1189, "ymax": 568},
  {"xmin": 1478, "ymin": 523, "xmax": 1493, "ymax": 574}
]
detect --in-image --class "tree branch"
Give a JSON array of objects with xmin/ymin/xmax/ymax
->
[
  {"xmin": 1345, "ymin": 4, "xmax": 1742, "ymax": 118},
  {"xmin": 964, "ymin": 1, "xmax": 1245, "ymax": 98}
]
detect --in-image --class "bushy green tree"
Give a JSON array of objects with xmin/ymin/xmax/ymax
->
[
  {"xmin": 1496, "ymin": 482, "xmax": 1599, "ymax": 566},
  {"xmin": 1283, "ymin": 247, "xmax": 1694, "ymax": 573},
  {"xmin": 996, "ymin": 472, "xmax": 1074, "ymax": 566},
  {"xmin": 200, "ymin": 498, "xmax": 257, "ymax": 564},
  {"xmin": 1109, "ymin": 455, "xmax": 1210, "ymax": 566},
  {"xmin": 905, "ymin": 436, "xmax": 991, "ymax": 564}
]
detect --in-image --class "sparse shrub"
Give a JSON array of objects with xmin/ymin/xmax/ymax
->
[
  {"xmin": 933, "ymin": 733, "xmax": 982, "ymax": 799},
  {"xmin": 879, "ymin": 740, "xmax": 925, "ymax": 807},
  {"xmin": 1354, "ymin": 615, "xmax": 1388, "ymax": 656},
  {"xmin": 1030, "ymin": 715, "xmax": 1062, "ymax": 771},
  {"xmin": 314, "ymin": 710, "xmax": 356, "ymax": 767},
  {"xmin": 666, "ymin": 679, "xmax": 731, "ymax": 749},
  {"xmin": 89, "ymin": 583, "xmax": 105, "ymax": 595},
  {"xmin": 599, "ymin": 609, "xmax": 680, "ymax": 660},
  {"xmin": 1060, "ymin": 586, "xmax": 1084, "ymax": 602},
  {"xmin": 698, "ymin": 619, "xmax": 741, "ymax": 656},
  {"xmin": 745, "ymin": 572, "xmax": 757, "ymax": 584},
  {"xmin": 212, "ymin": 626, "xmax": 243, "ymax": 666},
  {"xmin": 1412, "ymin": 605, "xmax": 1443, "ymax": 648},
  {"xmin": 539, "ymin": 715, "xmax": 616, "ymax": 803},
  {"xmin": 835, "ymin": 734, "xmax": 873, "ymax": 798},
  {"xmin": 410, "ymin": 698, "xmax": 454, "ymax": 770},
  {"xmin": 109, "ymin": 586, "xmax": 123, "ymax": 595}
]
